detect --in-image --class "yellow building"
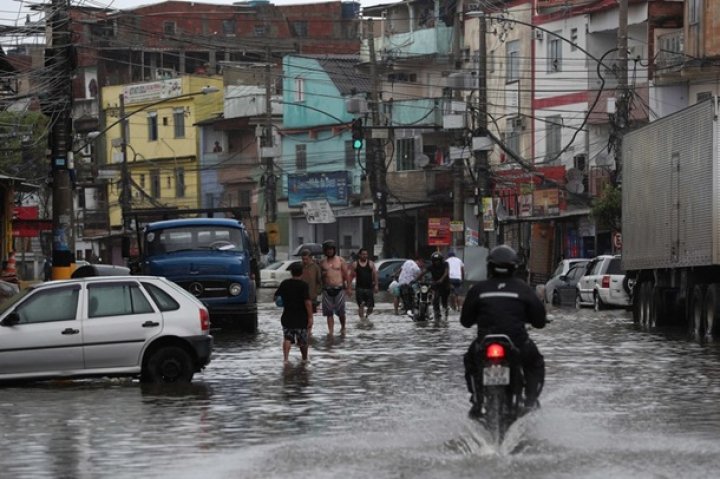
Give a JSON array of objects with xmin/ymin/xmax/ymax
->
[{"xmin": 100, "ymin": 76, "xmax": 223, "ymax": 228}]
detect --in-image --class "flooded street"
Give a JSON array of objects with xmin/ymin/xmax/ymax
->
[{"xmin": 2, "ymin": 291, "xmax": 720, "ymax": 478}]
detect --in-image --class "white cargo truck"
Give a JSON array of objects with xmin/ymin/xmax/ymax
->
[{"xmin": 622, "ymin": 97, "xmax": 720, "ymax": 338}]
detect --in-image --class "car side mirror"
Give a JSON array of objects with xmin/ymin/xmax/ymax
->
[{"xmin": 1, "ymin": 312, "xmax": 20, "ymax": 327}]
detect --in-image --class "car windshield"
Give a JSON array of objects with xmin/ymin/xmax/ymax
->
[
  {"xmin": 145, "ymin": 226, "xmax": 245, "ymax": 255},
  {"xmin": 263, "ymin": 262, "xmax": 286, "ymax": 271},
  {"xmin": 0, "ymin": 287, "xmax": 33, "ymax": 315}
]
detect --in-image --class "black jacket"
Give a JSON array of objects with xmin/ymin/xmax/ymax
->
[{"xmin": 460, "ymin": 276, "xmax": 546, "ymax": 345}]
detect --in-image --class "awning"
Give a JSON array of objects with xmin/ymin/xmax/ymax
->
[{"xmin": 500, "ymin": 207, "xmax": 591, "ymax": 224}]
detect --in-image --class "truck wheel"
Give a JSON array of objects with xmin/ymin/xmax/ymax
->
[
  {"xmin": 637, "ymin": 282, "xmax": 651, "ymax": 327},
  {"xmin": 689, "ymin": 284, "xmax": 706, "ymax": 339},
  {"xmin": 703, "ymin": 284, "xmax": 720, "ymax": 339},
  {"xmin": 142, "ymin": 346, "xmax": 194, "ymax": 384}
]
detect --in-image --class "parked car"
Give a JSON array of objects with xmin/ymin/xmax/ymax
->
[
  {"xmin": 539, "ymin": 258, "xmax": 590, "ymax": 306},
  {"xmin": 576, "ymin": 255, "xmax": 631, "ymax": 310},
  {"xmin": 260, "ymin": 260, "xmax": 302, "ymax": 288},
  {"xmin": 549, "ymin": 262, "xmax": 588, "ymax": 306},
  {"xmin": 0, "ymin": 275, "xmax": 212, "ymax": 384}
]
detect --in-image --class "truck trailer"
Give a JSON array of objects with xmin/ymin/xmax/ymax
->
[{"xmin": 622, "ymin": 97, "xmax": 720, "ymax": 338}]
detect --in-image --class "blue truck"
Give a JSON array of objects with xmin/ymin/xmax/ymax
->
[{"xmin": 135, "ymin": 215, "xmax": 259, "ymax": 332}]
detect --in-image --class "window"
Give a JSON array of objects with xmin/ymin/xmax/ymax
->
[
  {"xmin": 239, "ymin": 189, "xmax": 251, "ymax": 207},
  {"xmin": 147, "ymin": 112, "xmax": 158, "ymax": 141},
  {"xmin": 294, "ymin": 77, "xmax": 305, "ymax": 102},
  {"xmin": 173, "ymin": 108, "xmax": 185, "ymax": 138},
  {"xmin": 689, "ymin": 0, "xmax": 700, "ymax": 24},
  {"xmin": 150, "ymin": 169, "xmax": 160, "ymax": 198},
  {"xmin": 16, "ymin": 286, "xmax": 79, "ymax": 324},
  {"xmin": 570, "ymin": 28, "xmax": 578, "ymax": 51},
  {"xmin": 546, "ymin": 115, "xmax": 562, "ymax": 161},
  {"xmin": 163, "ymin": 21, "xmax": 176, "ymax": 35},
  {"xmin": 223, "ymin": 19, "xmax": 236, "ymax": 35},
  {"xmin": 141, "ymin": 282, "xmax": 180, "ymax": 312},
  {"xmin": 254, "ymin": 25, "xmax": 266, "ymax": 36},
  {"xmin": 548, "ymin": 33, "xmax": 562, "ymax": 73},
  {"xmin": 87, "ymin": 283, "xmax": 154, "ymax": 318},
  {"xmin": 397, "ymin": 138, "xmax": 415, "ymax": 171},
  {"xmin": 293, "ymin": 21, "xmax": 308, "ymax": 38},
  {"xmin": 140, "ymin": 174, "xmax": 145, "ymax": 189},
  {"xmin": 345, "ymin": 141, "xmax": 356, "ymax": 169},
  {"xmin": 505, "ymin": 118, "xmax": 520, "ymax": 155},
  {"xmin": 296, "ymin": 144, "xmax": 307, "ymax": 170},
  {"xmin": 506, "ymin": 40, "xmax": 519, "ymax": 83},
  {"xmin": 175, "ymin": 167, "xmax": 185, "ymax": 198}
]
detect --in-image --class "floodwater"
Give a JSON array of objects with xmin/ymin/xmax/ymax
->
[{"xmin": 2, "ymin": 291, "xmax": 720, "ymax": 479}]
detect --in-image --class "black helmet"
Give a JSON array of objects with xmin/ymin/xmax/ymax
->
[
  {"xmin": 487, "ymin": 245, "xmax": 519, "ymax": 276},
  {"xmin": 431, "ymin": 252, "xmax": 443, "ymax": 262},
  {"xmin": 322, "ymin": 240, "xmax": 336, "ymax": 251}
]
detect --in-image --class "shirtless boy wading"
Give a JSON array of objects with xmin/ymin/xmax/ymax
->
[{"xmin": 319, "ymin": 240, "xmax": 351, "ymax": 335}]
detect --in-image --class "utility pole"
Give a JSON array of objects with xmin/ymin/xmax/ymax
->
[
  {"xmin": 263, "ymin": 49, "xmax": 277, "ymax": 256},
  {"xmin": 119, "ymin": 94, "xmax": 131, "ymax": 235},
  {"xmin": 614, "ymin": 0, "xmax": 629, "ymax": 185},
  {"xmin": 46, "ymin": 0, "xmax": 75, "ymax": 279},
  {"xmin": 475, "ymin": 11, "xmax": 490, "ymax": 247},
  {"xmin": 368, "ymin": 20, "xmax": 388, "ymax": 259}
]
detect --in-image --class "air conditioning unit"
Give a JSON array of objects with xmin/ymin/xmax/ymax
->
[
  {"xmin": 533, "ymin": 29, "xmax": 544, "ymax": 41},
  {"xmin": 512, "ymin": 117, "xmax": 524, "ymax": 129}
]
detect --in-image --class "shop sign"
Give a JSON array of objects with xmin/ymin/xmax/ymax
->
[{"xmin": 428, "ymin": 217, "xmax": 451, "ymax": 246}]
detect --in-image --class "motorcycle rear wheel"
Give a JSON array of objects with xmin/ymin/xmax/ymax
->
[{"xmin": 484, "ymin": 388, "xmax": 508, "ymax": 444}]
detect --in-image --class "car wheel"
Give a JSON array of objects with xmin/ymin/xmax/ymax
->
[
  {"xmin": 575, "ymin": 293, "xmax": 583, "ymax": 309},
  {"xmin": 142, "ymin": 346, "xmax": 194, "ymax": 384},
  {"xmin": 594, "ymin": 293, "xmax": 605, "ymax": 312}
]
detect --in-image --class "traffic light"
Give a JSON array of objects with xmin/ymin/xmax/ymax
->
[{"xmin": 351, "ymin": 118, "xmax": 364, "ymax": 150}]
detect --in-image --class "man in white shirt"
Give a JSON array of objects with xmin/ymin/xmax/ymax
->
[
  {"xmin": 446, "ymin": 251, "xmax": 465, "ymax": 310},
  {"xmin": 397, "ymin": 257, "xmax": 422, "ymax": 314}
]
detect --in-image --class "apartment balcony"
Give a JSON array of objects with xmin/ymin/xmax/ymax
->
[
  {"xmin": 361, "ymin": 24, "xmax": 454, "ymax": 63},
  {"xmin": 654, "ymin": 30, "xmax": 684, "ymax": 84},
  {"xmin": 385, "ymin": 97, "xmax": 444, "ymax": 128}
]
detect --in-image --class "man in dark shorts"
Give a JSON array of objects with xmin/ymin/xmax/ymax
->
[
  {"xmin": 350, "ymin": 248, "xmax": 378, "ymax": 320},
  {"xmin": 274, "ymin": 262, "xmax": 314, "ymax": 361}
]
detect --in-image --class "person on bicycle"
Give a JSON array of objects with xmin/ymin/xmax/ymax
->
[
  {"xmin": 460, "ymin": 245, "xmax": 547, "ymax": 414},
  {"xmin": 417, "ymin": 252, "xmax": 451, "ymax": 320}
]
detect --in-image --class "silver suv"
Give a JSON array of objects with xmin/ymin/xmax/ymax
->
[
  {"xmin": 576, "ymin": 255, "xmax": 630, "ymax": 311},
  {"xmin": 0, "ymin": 276, "xmax": 212, "ymax": 384}
]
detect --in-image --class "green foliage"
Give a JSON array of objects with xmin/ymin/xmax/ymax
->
[
  {"xmin": 0, "ymin": 111, "xmax": 49, "ymax": 181},
  {"xmin": 591, "ymin": 183, "xmax": 622, "ymax": 231}
]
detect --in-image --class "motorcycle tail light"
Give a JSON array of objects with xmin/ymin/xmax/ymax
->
[
  {"xmin": 199, "ymin": 307, "xmax": 210, "ymax": 332},
  {"xmin": 601, "ymin": 275, "xmax": 610, "ymax": 288},
  {"xmin": 486, "ymin": 343, "xmax": 505, "ymax": 359}
]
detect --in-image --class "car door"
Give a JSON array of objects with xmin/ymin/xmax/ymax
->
[
  {"xmin": 82, "ymin": 281, "xmax": 162, "ymax": 370},
  {"xmin": 577, "ymin": 260, "xmax": 599, "ymax": 303},
  {"xmin": 0, "ymin": 285, "xmax": 83, "ymax": 376},
  {"xmin": 560, "ymin": 264, "xmax": 587, "ymax": 305}
]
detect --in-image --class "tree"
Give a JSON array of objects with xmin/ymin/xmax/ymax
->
[
  {"xmin": 0, "ymin": 111, "xmax": 49, "ymax": 182},
  {"xmin": 591, "ymin": 183, "xmax": 621, "ymax": 232}
]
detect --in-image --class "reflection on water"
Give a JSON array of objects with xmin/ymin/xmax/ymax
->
[{"xmin": 3, "ymin": 301, "xmax": 720, "ymax": 478}]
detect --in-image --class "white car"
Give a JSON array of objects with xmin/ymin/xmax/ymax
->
[
  {"xmin": 575, "ymin": 255, "xmax": 631, "ymax": 310},
  {"xmin": 260, "ymin": 260, "xmax": 302, "ymax": 288},
  {"xmin": 0, "ymin": 275, "xmax": 212, "ymax": 384}
]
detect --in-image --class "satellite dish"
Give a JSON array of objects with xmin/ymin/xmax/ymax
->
[
  {"xmin": 416, "ymin": 154, "xmax": 430, "ymax": 168},
  {"xmin": 566, "ymin": 168, "xmax": 583, "ymax": 183},
  {"xmin": 567, "ymin": 180, "xmax": 585, "ymax": 194}
]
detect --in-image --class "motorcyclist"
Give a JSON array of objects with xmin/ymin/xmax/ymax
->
[
  {"xmin": 460, "ymin": 244, "xmax": 547, "ymax": 415},
  {"xmin": 417, "ymin": 252, "xmax": 451, "ymax": 320}
]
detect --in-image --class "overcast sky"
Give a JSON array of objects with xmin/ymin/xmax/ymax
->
[{"xmin": 0, "ymin": 0, "xmax": 381, "ymax": 28}]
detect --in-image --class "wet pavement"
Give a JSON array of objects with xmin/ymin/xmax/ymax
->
[{"xmin": 2, "ymin": 290, "xmax": 720, "ymax": 478}]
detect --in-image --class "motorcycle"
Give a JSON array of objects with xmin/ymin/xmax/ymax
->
[
  {"xmin": 411, "ymin": 280, "xmax": 435, "ymax": 322},
  {"xmin": 468, "ymin": 334, "xmax": 526, "ymax": 443}
]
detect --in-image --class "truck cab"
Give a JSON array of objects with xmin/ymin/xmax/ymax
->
[{"xmin": 138, "ymin": 217, "xmax": 258, "ymax": 332}]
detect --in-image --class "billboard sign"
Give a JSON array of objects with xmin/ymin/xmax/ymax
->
[{"xmin": 288, "ymin": 171, "xmax": 349, "ymax": 207}]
